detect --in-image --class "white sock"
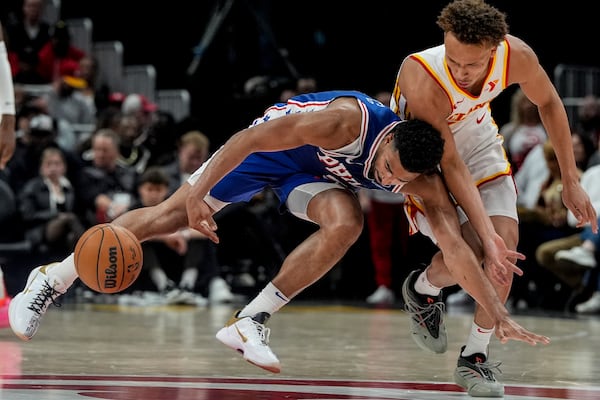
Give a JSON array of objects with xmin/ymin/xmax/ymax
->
[
  {"xmin": 462, "ymin": 322, "xmax": 494, "ymax": 357},
  {"xmin": 240, "ymin": 282, "xmax": 289, "ymax": 317},
  {"xmin": 414, "ymin": 268, "xmax": 442, "ymax": 296},
  {"xmin": 47, "ymin": 254, "xmax": 78, "ymax": 287}
]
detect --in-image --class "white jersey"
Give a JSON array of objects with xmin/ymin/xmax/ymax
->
[
  {"xmin": 391, "ymin": 40, "xmax": 518, "ymax": 237},
  {"xmin": 391, "ymin": 41, "xmax": 512, "ymax": 183}
]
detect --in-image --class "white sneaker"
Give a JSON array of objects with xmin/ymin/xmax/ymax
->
[
  {"xmin": 555, "ymin": 246, "xmax": 597, "ymax": 268},
  {"xmin": 192, "ymin": 293, "xmax": 208, "ymax": 307},
  {"xmin": 216, "ymin": 310, "xmax": 281, "ymax": 373},
  {"xmin": 575, "ymin": 292, "xmax": 600, "ymax": 314},
  {"xmin": 447, "ymin": 289, "xmax": 474, "ymax": 306},
  {"xmin": 209, "ymin": 277, "xmax": 235, "ymax": 304},
  {"xmin": 232, "ymin": 272, "xmax": 256, "ymax": 288},
  {"xmin": 366, "ymin": 285, "xmax": 395, "ymax": 304},
  {"xmin": 8, "ymin": 264, "xmax": 67, "ymax": 341}
]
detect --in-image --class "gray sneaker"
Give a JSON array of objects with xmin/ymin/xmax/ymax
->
[
  {"xmin": 401, "ymin": 269, "xmax": 447, "ymax": 353},
  {"xmin": 454, "ymin": 346, "xmax": 504, "ymax": 397}
]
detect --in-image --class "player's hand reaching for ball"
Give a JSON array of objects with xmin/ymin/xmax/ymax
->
[
  {"xmin": 494, "ymin": 316, "xmax": 551, "ymax": 346},
  {"xmin": 186, "ymin": 195, "xmax": 219, "ymax": 243}
]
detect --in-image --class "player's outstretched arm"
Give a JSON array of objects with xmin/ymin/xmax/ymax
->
[{"xmin": 406, "ymin": 174, "xmax": 550, "ymax": 345}]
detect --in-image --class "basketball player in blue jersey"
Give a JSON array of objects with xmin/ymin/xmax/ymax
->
[
  {"xmin": 9, "ymin": 91, "xmax": 549, "ymax": 373},
  {"xmin": 0, "ymin": 23, "xmax": 16, "ymax": 169},
  {"xmin": 391, "ymin": 0, "xmax": 597, "ymax": 397}
]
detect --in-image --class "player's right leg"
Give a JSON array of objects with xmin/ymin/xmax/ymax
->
[
  {"xmin": 215, "ymin": 181, "xmax": 364, "ymax": 372},
  {"xmin": 9, "ymin": 183, "xmax": 193, "ymax": 341}
]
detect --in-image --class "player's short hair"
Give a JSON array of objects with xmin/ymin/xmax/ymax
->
[
  {"xmin": 391, "ymin": 119, "xmax": 444, "ymax": 175},
  {"xmin": 437, "ymin": 0, "xmax": 508, "ymax": 47}
]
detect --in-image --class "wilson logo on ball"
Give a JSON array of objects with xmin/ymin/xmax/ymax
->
[{"xmin": 104, "ymin": 246, "xmax": 119, "ymax": 289}]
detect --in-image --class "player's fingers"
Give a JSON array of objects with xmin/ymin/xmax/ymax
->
[
  {"xmin": 519, "ymin": 330, "xmax": 550, "ymax": 345},
  {"xmin": 507, "ymin": 250, "xmax": 526, "ymax": 261},
  {"xmin": 588, "ymin": 207, "xmax": 598, "ymax": 233},
  {"xmin": 205, "ymin": 216, "xmax": 218, "ymax": 231},
  {"xmin": 496, "ymin": 330, "xmax": 509, "ymax": 344},
  {"xmin": 199, "ymin": 221, "xmax": 219, "ymax": 243},
  {"xmin": 507, "ymin": 262, "xmax": 523, "ymax": 277}
]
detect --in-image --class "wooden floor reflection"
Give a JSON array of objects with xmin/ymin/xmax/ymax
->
[{"xmin": 1, "ymin": 302, "xmax": 600, "ymax": 399}]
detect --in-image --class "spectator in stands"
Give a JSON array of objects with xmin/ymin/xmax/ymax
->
[
  {"xmin": 296, "ymin": 76, "xmax": 318, "ymax": 94},
  {"xmin": 144, "ymin": 110, "xmax": 178, "ymax": 167},
  {"xmin": 18, "ymin": 146, "xmax": 85, "ymax": 259},
  {"xmin": 546, "ymin": 164, "xmax": 600, "ymax": 312},
  {"xmin": 42, "ymin": 61, "xmax": 95, "ymax": 151},
  {"xmin": 5, "ymin": 0, "xmax": 52, "ymax": 84},
  {"xmin": 121, "ymin": 93, "xmax": 157, "ymax": 137},
  {"xmin": 511, "ymin": 139, "xmax": 582, "ymax": 309},
  {"xmin": 278, "ymin": 76, "xmax": 319, "ymax": 102},
  {"xmin": 515, "ymin": 131, "xmax": 593, "ymax": 211},
  {"xmin": 500, "ymin": 88, "xmax": 547, "ymax": 172},
  {"xmin": 577, "ymin": 95, "xmax": 600, "ymax": 149},
  {"xmin": 36, "ymin": 20, "xmax": 85, "ymax": 84},
  {"xmin": 585, "ymin": 102, "xmax": 600, "ymax": 167},
  {"xmin": 162, "ymin": 130, "xmax": 210, "ymax": 196},
  {"xmin": 75, "ymin": 128, "xmax": 137, "ymax": 227},
  {"xmin": 114, "ymin": 113, "xmax": 151, "ymax": 175},
  {"xmin": 6, "ymin": 113, "xmax": 80, "ymax": 193},
  {"xmin": 77, "ymin": 55, "xmax": 110, "ymax": 116}
]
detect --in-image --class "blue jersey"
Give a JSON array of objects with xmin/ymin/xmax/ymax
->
[{"xmin": 209, "ymin": 90, "xmax": 404, "ymax": 207}]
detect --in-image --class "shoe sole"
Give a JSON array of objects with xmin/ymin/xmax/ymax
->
[
  {"xmin": 454, "ymin": 368, "xmax": 504, "ymax": 397},
  {"xmin": 216, "ymin": 326, "xmax": 281, "ymax": 373}
]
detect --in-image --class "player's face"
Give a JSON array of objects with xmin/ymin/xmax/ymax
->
[
  {"xmin": 372, "ymin": 135, "xmax": 420, "ymax": 187},
  {"xmin": 443, "ymin": 32, "xmax": 496, "ymax": 91}
]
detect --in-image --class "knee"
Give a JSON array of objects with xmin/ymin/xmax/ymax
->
[{"xmin": 326, "ymin": 212, "xmax": 364, "ymax": 246}]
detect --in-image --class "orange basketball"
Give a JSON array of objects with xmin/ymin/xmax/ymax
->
[{"xmin": 74, "ymin": 224, "xmax": 143, "ymax": 294}]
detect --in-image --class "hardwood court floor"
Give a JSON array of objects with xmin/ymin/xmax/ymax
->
[{"xmin": 1, "ymin": 301, "xmax": 600, "ymax": 399}]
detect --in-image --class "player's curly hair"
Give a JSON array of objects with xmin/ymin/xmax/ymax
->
[
  {"xmin": 392, "ymin": 119, "xmax": 445, "ymax": 175},
  {"xmin": 437, "ymin": 0, "xmax": 508, "ymax": 47}
]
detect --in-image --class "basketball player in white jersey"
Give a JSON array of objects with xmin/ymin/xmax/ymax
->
[
  {"xmin": 392, "ymin": 0, "xmax": 598, "ymax": 397},
  {"xmin": 0, "ymin": 22, "xmax": 16, "ymax": 169}
]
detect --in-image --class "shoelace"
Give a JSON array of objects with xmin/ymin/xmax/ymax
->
[
  {"xmin": 251, "ymin": 319, "xmax": 271, "ymax": 345},
  {"xmin": 405, "ymin": 297, "xmax": 446, "ymax": 325},
  {"xmin": 27, "ymin": 281, "xmax": 62, "ymax": 315},
  {"xmin": 473, "ymin": 359, "xmax": 503, "ymax": 381}
]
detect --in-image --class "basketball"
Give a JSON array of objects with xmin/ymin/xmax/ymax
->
[{"xmin": 74, "ymin": 224, "xmax": 143, "ymax": 294}]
